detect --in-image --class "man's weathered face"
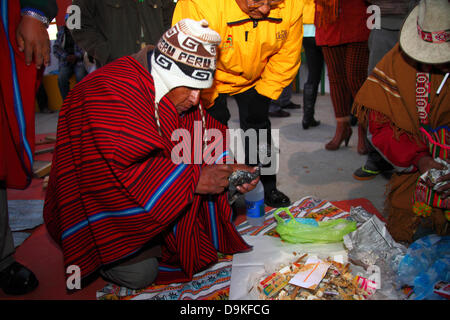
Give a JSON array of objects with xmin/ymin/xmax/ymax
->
[
  {"xmin": 166, "ymin": 87, "xmax": 201, "ymax": 114},
  {"xmin": 235, "ymin": 0, "xmax": 283, "ymax": 19}
]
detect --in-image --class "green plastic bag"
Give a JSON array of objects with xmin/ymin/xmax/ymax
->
[{"xmin": 273, "ymin": 208, "xmax": 357, "ymax": 244}]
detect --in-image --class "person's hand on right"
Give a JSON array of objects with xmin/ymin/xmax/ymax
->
[
  {"xmin": 417, "ymin": 156, "xmax": 450, "ymax": 200},
  {"xmin": 436, "ymin": 158, "xmax": 450, "ymax": 200},
  {"xmin": 16, "ymin": 15, "xmax": 51, "ymax": 69},
  {"xmin": 195, "ymin": 164, "xmax": 233, "ymax": 195},
  {"xmin": 417, "ymin": 155, "xmax": 445, "ymax": 175}
]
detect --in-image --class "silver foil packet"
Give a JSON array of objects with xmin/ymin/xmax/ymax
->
[
  {"xmin": 344, "ymin": 214, "xmax": 406, "ymax": 269},
  {"xmin": 419, "ymin": 157, "xmax": 450, "ymax": 191}
]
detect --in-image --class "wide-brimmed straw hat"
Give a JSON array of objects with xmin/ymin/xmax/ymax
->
[{"xmin": 399, "ymin": 0, "xmax": 450, "ymax": 64}]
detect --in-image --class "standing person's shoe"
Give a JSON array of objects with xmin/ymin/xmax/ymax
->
[
  {"xmin": 268, "ymin": 109, "xmax": 290, "ymax": 117},
  {"xmin": 302, "ymin": 84, "xmax": 320, "ymax": 130},
  {"xmin": 264, "ymin": 189, "xmax": 291, "ymax": 208},
  {"xmin": 282, "ymin": 101, "xmax": 301, "ymax": 109},
  {"xmin": 0, "ymin": 262, "xmax": 39, "ymax": 295},
  {"xmin": 352, "ymin": 165, "xmax": 380, "ymax": 180},
  {"xmin": 325, "ymin": 117, "xmax": 352, "ymax": 150},
  {"xmin": 353, "ymin": 157, "xmax": 393, "ymax": 181}
]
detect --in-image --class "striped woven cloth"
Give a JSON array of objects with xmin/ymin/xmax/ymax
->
[{"xmin": 96, "ymin": 196, "xmax": 349, "ymax": 300}]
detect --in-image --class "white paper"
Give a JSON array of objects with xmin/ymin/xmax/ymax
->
[{"xmin": 288, "ymin": 257, "xmax": 330, "ymax": 290}]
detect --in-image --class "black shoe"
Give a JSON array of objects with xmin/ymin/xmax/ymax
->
[
  {"xmin": 268, "ymin": 109, "xmax": 290, "ymax": 117},
  {"xmin": 302, "ymin": 118, "xmax": 320, "ymax": 130},
  {"xmin": 282, "ymin": 101, "xmax": 301, "ymax": 109},
  {"xmin": 265, "ymin": 189, "xmax": 291, "ymax": 208},
  {"xmin": 302, "ymin": 84, "xmax": 320, "ymax": 129},
  {"xmin": 0, "ymin": 262, "xmax": 39, "ymax": 295},
  {"xmin": 352, "ymin": 165, "xmax": 380, "ymax": 181}
]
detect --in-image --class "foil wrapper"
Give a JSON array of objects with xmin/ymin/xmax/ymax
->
[
  {"xmin": 419, "ymin": 157, "xmax": 450, "ymax": 191},
  {"xmin": 349, "ymin": 206, "xmax": 374, "ymax": 226},
  {"xmin": 344, "ymin": 213, "xmax": 408, "ymax": 299},
  {"xmin": 228, "ymin": 166, "xmax": 261, "ymax": 204},
  {"xmin": 344, "ymin": 214, "xmax": 406, "ymax": 269}
]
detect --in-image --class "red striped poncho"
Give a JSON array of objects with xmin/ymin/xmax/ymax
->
[
  {"xmin": 0, "ymin": 0, "xmax": 39, "ymax": 189},
  {"xmin": 43, "ymin": 56, "xmax": 251, "ymax": 285}
]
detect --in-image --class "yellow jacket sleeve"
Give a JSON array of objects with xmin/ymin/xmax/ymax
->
[
  {"xmin": 172, "ymin": 0, "xmax": 205, "ymax": 26},
  {"xmin": 255, "ymin": 4, "xmax": 303, "ymax": 100},
  {"xmin": 303, "ymin": 0, "xmax": 316, "ymax": 25}
]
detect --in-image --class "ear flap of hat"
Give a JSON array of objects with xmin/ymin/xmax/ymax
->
[
  {"xmin": 151, "ymin": 19, "xmax": 221, "ymax": 104},
  {"xmin": 150, "ymin": 50, "xmax": 215, "ymax": 104}
]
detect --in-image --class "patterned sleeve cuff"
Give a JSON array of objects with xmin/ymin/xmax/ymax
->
[{"xmin": 21, "ymin": 8, "xmax": 49, "ymax": 27}]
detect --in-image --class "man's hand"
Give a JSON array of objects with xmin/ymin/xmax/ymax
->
[
  {"xmin": 16, "ymin": 15, "xmax": 50, "ymax": 69},
  {"xmin": 195, "ymin": 165, "xmax": 233, "ymax": 195},
  {"xmin": 436, "ymin": 159, "xmax": 450, "ymax": 200},
  {"xmin": 230, "ymin": 164, "xmax": 260, "ymax": 194},
  {"xmin": 417, "ymin": 155, "xmax": 445, "ymax": 174},
  {"xmin": 418, "ymin": 156, "xmax": 449, "ymax": 200}
]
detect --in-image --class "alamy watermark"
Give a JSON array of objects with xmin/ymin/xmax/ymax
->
[
  {"xmin": 367, "ymin": 5, "xmax": 381, "ymax": 30},
  {"xmin": 170, "ymin": 122, "xmax": 280, "ymax": 175},
  {"xmin": 66, "ymin": 4, "xmax": 383, "ymax": 31}
]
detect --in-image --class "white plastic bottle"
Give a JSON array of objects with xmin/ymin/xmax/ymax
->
[{"xmin": 244, "ymin": 181, "xmax": 265, "ymax": 226}]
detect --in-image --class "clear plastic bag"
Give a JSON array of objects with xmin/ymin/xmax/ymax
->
[
  {"xmin": 273, "ymin": 208, "xmax": 356, "ymax": 244},
  {"xmin": 397, "ymin": 234, "xmax": 450, "ymax": 300}
]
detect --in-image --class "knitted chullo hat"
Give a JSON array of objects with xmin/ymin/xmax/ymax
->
[{"xmin": 151, "ymin": 19, "xmax": 221, "ymax": 105}]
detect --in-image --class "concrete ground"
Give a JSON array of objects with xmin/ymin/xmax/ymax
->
[{"xmin": 35, "ymin": 92, "xmax": 390, "ymax": 215}]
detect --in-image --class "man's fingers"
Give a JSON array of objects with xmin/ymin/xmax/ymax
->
[
  {"xmin": 33, "ymin": 42, "xmax": 44, "ymax": 69},
  {"xmin": 41, "ymin": 38, "xmax": 51, "ymax": 67},
  {"xmin": 23, "ymin": 39, "xmax": 35, "ymax": 66},
  {"xmin": 16, "ymin": 34, "xmax": 25, "ymax": 52},
  {"xmin": 437, "ymin": 173, "xmax": 450, "ymax": 183}
]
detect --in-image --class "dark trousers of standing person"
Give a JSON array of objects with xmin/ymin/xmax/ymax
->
[
  {"xmin": 302, "ymin": 37, "xmax": 323, "ymax": 129},
  {"xmin": 321, "ymin": 42, "xmax": 369, "ymax": 152},
  {"xmin": 206, "ymin": 88, "xmax": 290, "ymax": 208},
  {"xmin": 0, "ymin": 182, "xmax": 15, "ymax": 274},
  {"xmin": 58, "ymin": 63, "xmax": 87, "ymax": 101},
  {"xmin": 0, "ymin": 181, "xmax": 38, "ymax": 295}
]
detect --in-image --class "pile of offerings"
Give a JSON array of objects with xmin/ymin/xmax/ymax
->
[{"xmin": 254, "ymin": 253, "xmax": 377, "ymax": 300}]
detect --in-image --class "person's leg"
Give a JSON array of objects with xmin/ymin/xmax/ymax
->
[
  {"xmin": 302, "ymin": 37, "xmax": 323, "ymax": 129},
  {"xmin": 0, "ymin": 181, "xmax": 38, "ymax": 295},
  {"xmin": 345, "ymin": 41, "xmax": 369, "ymax": 155},
  {"xmin": 279, "ymin": 83, "xmax": 300, "ymax": 109},
  {"xmin": 234, "ymin": 88, "xmax": 290, "ymax": 208},
  {"xmin": 36, "ymin": 82, "xmax": 52, "ymax": 113},
  {"xmin": 57, "ymin": 64, "xmax": 74, "ymax": 101},
  {"xmin": 0, "ymin": 182, "xmax": 15, "ymax": 272},
  {"xmin": 74, "ymin": 63, "xmax": 87, "ymax": 84},
  {"xmin": 304, "ymin": 37, "xmax": 324, "ymax": 90},
  {"xmin": 321, "ymin": 45, "xmax": 353, "ymax": 150},
  {"xmin": 268, "ymin": 85, "xmax": 290, "ymax": 117},
  {"xmin": 100, "ymin": 243, "xmax": 161, "ymax": 290},
  {"xmin": 206, "ymin": 94, "xmax": 230, "ymax": 127}
]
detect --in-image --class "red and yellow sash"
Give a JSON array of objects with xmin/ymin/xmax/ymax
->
[{"xmin": 413, "ymin": 72, "xmax": 449, "ymax": 218}]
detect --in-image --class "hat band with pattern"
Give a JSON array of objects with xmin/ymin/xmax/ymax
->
[{"xmin": 417, "ymin": 19, "xmax": 450, "ymax": 44}]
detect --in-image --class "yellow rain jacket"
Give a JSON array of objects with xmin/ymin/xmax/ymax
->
[{"xmin": 172, "ymin": 0, "xmax": 303, "ymax": 108}]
